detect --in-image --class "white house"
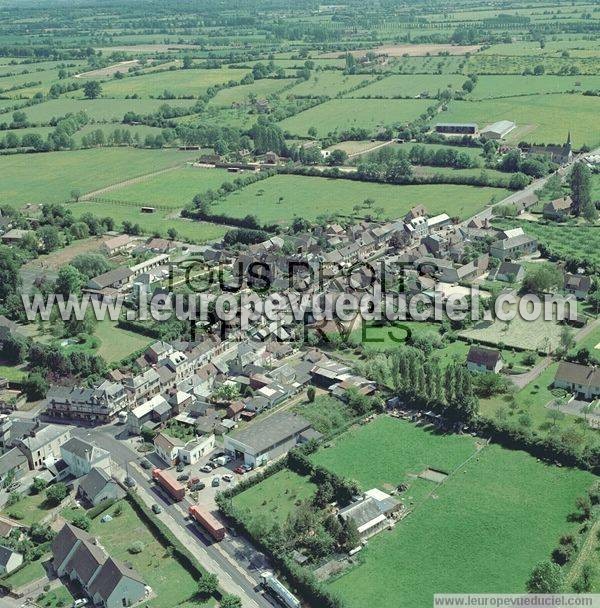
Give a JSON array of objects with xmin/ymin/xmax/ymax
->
[
  {"xmin": 0, "ymin": 545, "xmax": 23, "ymax": 574},
  {"xmin": 60, "ymin": 437, "xmax": 111, "ymax": 478}
]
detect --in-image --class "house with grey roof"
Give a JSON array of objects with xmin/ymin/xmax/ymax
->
[
  {"xmin": 490, "ymin": 234, "xmax": 537, "ymax": 261},
  {"xmin": 338, "ymin": 488, "xmax": 401, "ymax": 540},
  {"xmin": 60, "ymin": 437, "xmax": 111, "ymax": 478},
  {"xmin": 554, "ymin": 362, "xmax": 600, "ymax": 400},
  {"xmin": 14, "ymin": 424, "xmax": 72, "ymax": 469},
  {"xmin": 0, "ymin": 447, "xmax": 29, "ymax": 484},
  {"xmin": 0, "ymin": 544, "xmax": 23, "ymax": 574},
  {"xmin": 86, "ymin": 267, "xmax": 133, "ymax": 291},
  {"xmin": 52, "ymin": 523, "xmax": 147, "ymax": 608},
  {"xmin": 78, "ymin": 467, "xmax": 125, "ymax": 507}
]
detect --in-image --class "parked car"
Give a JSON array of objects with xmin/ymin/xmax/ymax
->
[
  {"xmin": 211, "ymin": 476, "xmax": 221, "ymax": 487},
  {"xmin": 200, "ymin": 464, "xmax": 212, "ymax": 473},
  {"xmin": 241, "ymin": 464, "xmax": 253, "ymax": 472},
  {"xmin": 234, "ymin": 466, "xmax": 246, "ymax": 475},
  {"xmin": 72, "ymin": 600, "xmax": 88, "ymax": 608},
  {"xmin": 222, "ymin": 474, "xmax": 233, "ymax": 482},
  {"xmin": 177, "ymin": 473, "xmax": 189, "ymax": 482},
  {"xmin": 176, "ymin": 463, "xmax": 185, "ymax": 472},
  {"xmin": 140, "ymin": 459, "xmax": 152, "ymax": 470},
  {"xmin": 190, "ymin": 481, "xmax": 206, "ymax": 491},
  {"xmin": 151, "ymin": 504, "xmax": 163, "ymax": 514},
  {"xmin": 124, "ymin": 476, "xmax": 136, "ymax": 488}
]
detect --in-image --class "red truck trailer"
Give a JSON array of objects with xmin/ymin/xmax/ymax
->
[
  {"xmin": 152, "ymin": 468, "xmax": 185, "ymax": 502},
  {"xmin": 188, "ymin": 505, "xmax": 225, "ymax": 541}
]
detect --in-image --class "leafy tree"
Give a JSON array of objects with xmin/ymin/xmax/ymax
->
[
  {"xmin": 522, "ymin": 265, "xmax": 563, "ymax": 294},
  {"xmin": 36, "ymin": 225, "xmax": 64, "ymax": 253},
  {"xmin": 22, "ymin": 372, "xmax": 48, "ymax": 401},
  {"xmin": 46, "ymin": 482, "xmax": 68, "ymax": 506},
  {"xmin": 71, "ymin": 513, "xmax": 92, "ymax": 531},
  {"xmin": 1, "ymin": 335, "xmax": 28, "ymax": 364},
  {"xmin": 526, "ymin": 561, "xmax": 563, "ymax": 593},
  {"xmin": 70, "ymin": 189, "xmax": 82, "ymax": 202},
  {"xmin": 71, "ymin": 253, "xmax": 111, "ymax": 280},
  {"xmin": 182, "ymin": 55, "xmax": 193, "ymax": 69},
  {"xmin": 55, "ymin": 265, "xmax": 86, "ymax": 298},
  {"xmin": 220, "ymin": 595, "xmax": 242, "ymax": 608},
  {"xmin": 83, "ymin": 80, "xmax": 102, "ymax": 99},
  {"xmin": 31, "ymin": 477, "xmax": 48, "ymax": 495},
  {"xmin": 307, "ymin": 386, "xmax": 316, "ymax": 402},
  {"xmin": 570, "ymin": 162, "xmax": 596, "ymax": 221},
  {"xmin": 197, "ymin": 573, "xmax": 219, "ymax": 597}
]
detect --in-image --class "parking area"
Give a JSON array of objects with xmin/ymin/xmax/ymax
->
[{"xmin": 136, "ymin": 447, "xmax": 258, "ymax": 510}]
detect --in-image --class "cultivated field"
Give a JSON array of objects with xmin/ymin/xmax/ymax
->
[
  {"xmin": 469, "ymin": 75, "xmax": 600, "ymax": 100},
  {"xmin": 0, "ymin": 147, "xmax": 197, "ymax": 207},
  {"xmin": 320, "ymin": 44, "xmax": 480, "ymax": 58},
  {"xmin": 324, "ymin": 421, "xmax": 595, "ymax": 608},
  {"xmin": 213, "ymin": 174, "xmax": 510, "ymax": 223},
  {"xmin": 278, "ymin": 98, "xmax": 431, "ymax": 137}
]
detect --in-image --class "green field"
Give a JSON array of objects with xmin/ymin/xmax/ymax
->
[
  {"xmin": 76, "ymin": 67, "xmax": 250, "ymax": 98},
  {"xmin": 349, "ymin": 74, "xmax": 466, "ymax": 98},
  {"xmin": 0, "ymin": 147, "xmax": 197, "ymax": 207},
  {"xmin": 12, "ymin": 97, "xmax": 195, "ymax": 124},
  {"xmin": 209, "ymin": 77, "xmax": 296, "ymax": 106},
  {"xmin": 105, "ymin": 165, "xmax": 237, "ymax": 207},
  {"xmin": 470, "ymin": 75, "xmax": 600, "ymax": 100},
  {"xmin": 70, "ymin": 200, "xmax": 228, "ymax": 242},
  {"xmin": 289, "ymin": 72, "xmax": 375, "ymax": 97},
  {"xmin": 278, "ymin": 98, "xmax": 431, "ymax": 137},
  {"xmin": 213, "ymin": 174, "xmax": 510, "ymax": 223},
  {"xmin": 312, "ymin": 416, "xmax": 478, "ymax": 492},
  {"xmin": 440, "ymin": 95, "xmax": 600, "ymax": 147},
  {"xmin": 233, "ymin": 468, "xmax": 317, "ymax": 527},
  {"xmin": 94, "ymin": 320, "xmax": 152, "ymax": 363},
  {"xmin": 90, "ymin": 499, "xmax": 214, "ymax": 608},
  {"xmin": 325, "ymin": 425, "xmax": 596, "ymax": 608}
]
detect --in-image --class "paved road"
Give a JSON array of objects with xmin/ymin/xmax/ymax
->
[{"xmin": 71, "ymin": 425, "xmax": 274, "ymax": 608}]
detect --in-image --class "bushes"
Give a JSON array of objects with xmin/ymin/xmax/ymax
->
[
  {"xmin": 87, "ymin": 498, "xmax": 116, "ymax": 520},
  {"xmin": 128, "ymin": 541, "xmax": 144, "ymax": 554}
]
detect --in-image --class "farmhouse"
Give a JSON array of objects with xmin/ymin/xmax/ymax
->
[
  {"xmin": 224, "ymin": 411, "xmax": 320, "ymax": 467},
  {"xmin": 87, "ymin": 267, "xmax": 133, "ymax": 292},
  {"xmin": 102, "ymin": 234, "xmax": 134, "ymax": 256},
  {"xmin": 52, "ymin": 522, "xmax": 147, "ymax": 608},
  {"xmin": 435, "ymin": 123, "xmax": 478, "ymax": 135},
  {"xmin": 493, "ymin": 261, "xmax": 524, "ymax": 283},
  {"xmin": 543, "ymin": 196, "xmax": 573, "ymax": 221},
  {"xmin": 490, "ymin": 234, "xmax": 537, "ymax": 261},
  {"xmin": 466, "ymin": 346, "xmax": 503, "ymax": 374},
  {"xmin": 338, "ymin": 488, "xmax": 401, "ymax": 540},
  {"xmin": 525, "ymin": 134, "xmax": 572, "ymax": 166},
  {"xmin": 553, "ymin": 361, "xmax": 600, "ymax": 400},
  {"xmin": 480, "ymin": 120, "xmax": 516, "ymax": 140},
  {"xmin": 0, "ymin": 228, "xmax": 32, "ymax": 245},
  {"xmin": 564, "ymin": 273, "xmax": 592, "ymax": 300}
]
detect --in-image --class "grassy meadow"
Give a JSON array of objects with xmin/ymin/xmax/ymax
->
[{"xmin": 213, "ymin": 174, "xmax": 509, "ymax": 223}]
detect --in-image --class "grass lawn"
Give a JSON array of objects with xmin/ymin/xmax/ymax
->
[
  {"xmin": 3, "ymin": 491, "xmax": 58, "ymax": 525},
  {"xmin": 289, "ymin": 72, "xmax": 375, "ymax": 97},
  {"xmin": 439, "ymin": 95, "xmax": 600, "ymax": 148},
  {"xmin": 312, "ymin": 416, "xmax": 479, "ymax": 492},
  {"xmin": 104, "ymin": 165, "xmax": 237, "ymax": 208},
  {"xmin": 576, "ymin": 323, "xmax": 600, "ymax": 353},
  {"xmin": 1, "ymin": 557, "xmax": 47, "ymax": 589},
  {"xmin": 0, "ymin": 147, "xmax": 197, "ymax": 208},
  {"xmin": 0, "ymin": 363, "xmax": 27, "ymax": 381},
  {"xmin": 94, "ymin": 321, "xmax": 152, "ymax": 363},
  {"xmin": 37, "ymin": 585, "xmax": 74, "ymax": 608},
  {"xmin": 292, "ymin": 394, "xmax": 353, "ymax": 436},
  {"xmin": 278, "ymin": 98, "xmax": 431, "ymax": 137},
  {"xmin": 327, "ymin": 440, "xmax": 596, "ymax": 608},
  {"xmin": 14, "ymin": 97, "xmax": 195, "ymax": 124},
  {"xmin": 90, "ymin": 499, "xmax": 213, "ymax": 608},
  {"xmin": 232, "ymin": 468, "xmax": 317, "ymax": 528},
  {"xmin": 69, "ymin": 200, "xmax": 228, "ymax": 242},
  {"xmin": 78, "ymin": 67, "xmax": 249, "ymax": 98},
  {"xmin": 214, "ymin": 174, "xmax": 509, "ymax": 224},
  {"xmin": 349, "ymin": 74, "xmax": 466, "ymax": 98}
]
